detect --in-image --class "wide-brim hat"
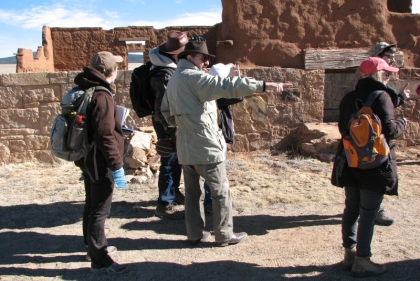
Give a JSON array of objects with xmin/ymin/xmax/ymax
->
[
  {"xmin": 158, "ymin": 30, "xmax": 188, "ymax": 55},
  {"xmin": 369, "ymin": 42, "xmax": 396, "ymax": 57},
  {"xmin": 177, "ymin": 41, "xmax": 215, "ymax": 59}
]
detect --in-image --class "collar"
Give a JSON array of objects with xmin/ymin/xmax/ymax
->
[
  {"xmin": 149, "ymin": 47, "xmax": 177, "ymax": 68},
  {"xmin": 177, "ymin": 58, "xmax": 201, "ymax": 71}
]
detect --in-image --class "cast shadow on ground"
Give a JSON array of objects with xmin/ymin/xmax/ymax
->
[
  {"xmin": 1, "ymin": 258, "xmax": 419, "ymax": 280},
  {"xmin": 0, "ymin": 200, "xmax": 159, "ymax": 229},
  {"xmin": 0, "ymin": 199, "xmax": 341, "ymax": 235},
  {"xmin": 0, "ymin": 231, "xmax": 190, "ymax": 266},
  {"xmin": 121, "ymin": 213, "xmax": 342, "ymax": 236},
  {"xmin": 0, "ymin": 212, "xmax": 341, "ymax": 266}
]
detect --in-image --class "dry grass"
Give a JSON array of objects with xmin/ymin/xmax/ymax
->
[
  {"xmin": 226, "ymin": 152, "xmax": 338, "ymax": 208},
  {"xmin": 1, "ymin": 149, "xmax": 420, "ymax": 280},
  {"xmin": 0, "ymin": 151, "xmax": 336, "ymax": 208}
]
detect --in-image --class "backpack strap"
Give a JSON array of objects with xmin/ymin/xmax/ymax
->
[
  {"xmin": 81, "ymin": 86, "xmax": 113, "ymax": 182},
  {"xmin": 364, "ymin": 90, "xmax": 384, "ymax": 107}
]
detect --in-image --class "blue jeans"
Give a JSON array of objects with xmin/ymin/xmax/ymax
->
[
  {"xmin": 342, "ymin": 185, "xmax": 384, "ymax": 257},
  {"xmin": 152, "ymin": 118, "xmax": 182, "ymax": 206}
]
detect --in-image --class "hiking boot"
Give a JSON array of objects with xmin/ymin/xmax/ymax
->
[
  {"xmin": 187, "ymin": 231, "xmax": 212, "ymax": 246},
  {"xmin": 85, "ymin": 245, "xmax": 117, "ymax": 262},
  {"xmin": 342, "ymin": 248, "xmax": 356, "ymax": 270},
  {"xmin": 174, "ymin": 190, "xmax": 185, "ymax": 205},
  {"xmin": 351, "ymin": 256, "xmax": 387, "ymax": 278},
  {"xmin": 375, "ymin": 207, "xmax": 394, "ymax": 226},
  {"xmin": 204, "ymin": 203, "xmax": 213, "ymax": 215},
  {"xmin": 91, "ymin": 262, "xmax": 127, "ymax": 274},
  {"xmin": 155, "ymin": 203, "xmax": 185, "ymax": 220},
  {"xmin": 217, "ymin": 232, "xmax": 247, "ymax": 247}
]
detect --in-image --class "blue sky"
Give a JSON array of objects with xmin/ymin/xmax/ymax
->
[
  {"xmin": 0, "ymin": 0, "xmax": 419, "ymax": 59},
  {"xmin": 0, "ymin": 0, "xmax": 223, "ymax": 58}
]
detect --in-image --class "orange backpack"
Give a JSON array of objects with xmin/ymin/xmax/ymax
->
[{"xmin": 342, "ymin": 90, "xmax": 390, "ymax": 170}]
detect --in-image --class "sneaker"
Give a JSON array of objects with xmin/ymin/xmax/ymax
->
[
  {"xmin": 174, "ymin": 190, "xmax": 185, "ymax": 205},
  {"xmin": 375, "ymin": 207, "xmax": 394, "ymax": 226},
  {"xmin": 90, "ymin": 262, "xmax": 127, "ymax": 274},
  {"xmin": 155, "ymin": 203, "xmax": 185, "ymax": 220},
  {"xmin": 85, "ymin": 245, "xmax": 117, "ymax": 262}
]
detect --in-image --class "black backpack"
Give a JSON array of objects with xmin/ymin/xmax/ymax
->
[
  {"xmin": 129, "ymin": 61, "xmax": 174, "ymax": 118},
  {"xmin": 217, "ymin": 97, "xmax": 244, "ymax": 144}
]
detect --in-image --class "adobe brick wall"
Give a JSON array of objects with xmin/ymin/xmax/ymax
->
[
  {"xmin": 1, "ymin": 69, "xmax": 419, "ymax": 164},
  {"xmin": 218, "ymin": 0, "xmax": 420, "ymax": 68},
  {"xmin": 15, "ymin": 0, "xmax": 420, "ymax": 72},
  {"xmin": 16, "ymin": 26, "xmax": 54, "ymax": 73},
  {"xmin": 50, "ymin": 26, "xmax": 218, "ymax": 72}
]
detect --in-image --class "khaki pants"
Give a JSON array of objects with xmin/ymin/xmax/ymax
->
[{"xmin": 183, "ymin": 162, "xmax": 233, "ymax": 242}]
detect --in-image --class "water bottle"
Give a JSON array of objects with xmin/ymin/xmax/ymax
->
[
  {"xmin": 69, "ymin": 115, "xmax": 86, "ymax": 149},
  {"xmin": 74, "ymin": 115, "xmax": 85, "ymax": 128}
]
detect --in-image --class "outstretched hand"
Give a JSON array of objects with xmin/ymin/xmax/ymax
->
[
  {"xmin": 265, "ymin": 82, "xmax": 293, "ymax": 93},
  {"xmin": 400, "ymin": 83, "xmax": 410, "ymax": 99}
]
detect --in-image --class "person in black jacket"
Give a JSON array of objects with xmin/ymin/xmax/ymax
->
[
  {"xmin": 149, "ymin": 31, "xmax": 188, "ymax": 219},
  {"xmin": 74, "ymin": 51, "xmax": 127, "ymax": 274},
  {"xmin": 333, "ymin": 57, "xmax": 407, "ymax": 277}
]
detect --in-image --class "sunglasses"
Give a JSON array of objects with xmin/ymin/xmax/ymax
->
[
  {"xmin": 382, "ymin": 72, "xmax": 392, "ymax": 79},
  {"xmin": 382, "ymin": 53, "xmax": 395, "ymax": 59},
  {"xmin": 200, "ymin": 55, "xmax": 210, "ymax": 62}
]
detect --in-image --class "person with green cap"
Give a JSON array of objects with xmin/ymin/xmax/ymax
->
[{"xmin": 74, "ymin": 51, "xmax": 127, "ymax": 274}]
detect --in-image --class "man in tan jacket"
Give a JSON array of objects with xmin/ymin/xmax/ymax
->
[{"xmin": 162, "ymin": 36, "xmax": 292, "ymax": 247}]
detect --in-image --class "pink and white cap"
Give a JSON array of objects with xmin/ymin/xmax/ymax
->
[{"xmin": 359, "ymin": 57, "xmax": 399, "ymax": 75}]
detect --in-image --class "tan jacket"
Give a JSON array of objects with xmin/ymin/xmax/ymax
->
[{"xmin": 162, "ymin": 59, "xmax": 264, "ymax": 165}]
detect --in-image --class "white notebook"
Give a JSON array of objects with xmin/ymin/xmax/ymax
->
[{"xmin": 116, "ymin": 105, "xmax": 130, "ymax": 126}]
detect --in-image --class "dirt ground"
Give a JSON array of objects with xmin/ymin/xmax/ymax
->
[{"xmin": 0, "ymin": 149, "xmax": 419, "ymax": 281}]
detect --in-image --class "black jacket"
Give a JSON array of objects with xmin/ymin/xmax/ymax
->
[
  {"xmin": 332, "ymin": 78, "xmax": 406, "ymax": 195},
  {"xmin": 149, "ymin": 66, "xmax": 175, "ymax": 137}
]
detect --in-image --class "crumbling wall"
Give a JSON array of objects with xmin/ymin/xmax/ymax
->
[
  {"xmin": 1, "ymin": 69, "xmax": 419, "ymax": 164},
  {"xmin": 16, "ymin": 26, "xmax": 54, "ymax": 73},
  {"xmin": 50, "ymin": 26, "xmax": 218, "ymax": 72},
  {"xmin": 218, "ymin": 0, "xmax": 420, "ymax": 68}
]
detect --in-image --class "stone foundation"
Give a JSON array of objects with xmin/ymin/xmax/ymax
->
[{"xmin": 1, "ymin": 68, "xmax": 419, "ymax": 164}]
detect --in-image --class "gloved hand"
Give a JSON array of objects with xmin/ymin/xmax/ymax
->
[{"xmin": 112, "ymin": 167, "xmax": 127, "ymax": 190}]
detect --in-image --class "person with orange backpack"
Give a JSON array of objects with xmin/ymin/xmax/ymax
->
[{"xmin": 332, "ymin": 57, "xmax": 407, "ymax": 277}]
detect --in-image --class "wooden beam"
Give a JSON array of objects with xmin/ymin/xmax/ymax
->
[
  {"xmin": 119, "ymin": 37, "xmax": 150, "ymax": 41},
  {"xmin": 126, "ymin": 44, "xmax": 146, "ymax": 52},
  {"xmin": 304, "ymin": 49, "xmax": 369, "ymax": 70}
]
